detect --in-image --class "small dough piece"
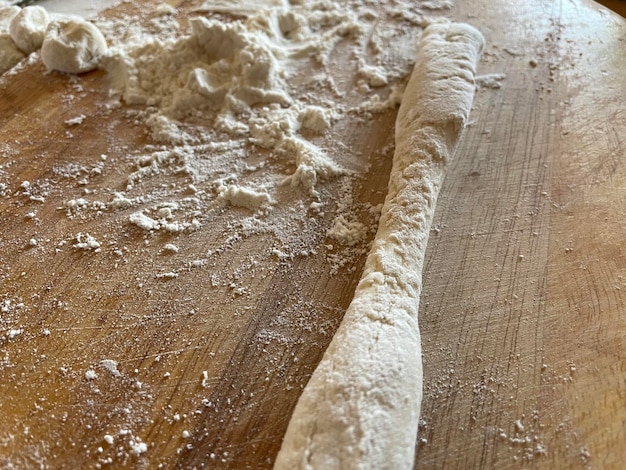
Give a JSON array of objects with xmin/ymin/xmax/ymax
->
[
  {"xmin": 41, "ymin": 18, "xmax": 108, "ymax": 74},
  {"xmin": 9, "ymin": 5, "xmax": 49, "ymax": 54},
  {"xmin": 0, "ymin": 5, "xmax": 21, "ymax": 34},
  {"xmin": 0, "ymin": 33, "xmax": 25, "ymax": 74},
  {"xmin": 274, "ymin": 22, "xmax": 484, "ymax": 470}
]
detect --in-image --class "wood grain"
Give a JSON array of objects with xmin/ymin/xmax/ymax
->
[
  {"xmin": 0, "ymin": 0, "xmax": 624, "ymax": 469},
  {"xmin": 416, "ymin": 1, "xmax": 626, "ymax": 468}
]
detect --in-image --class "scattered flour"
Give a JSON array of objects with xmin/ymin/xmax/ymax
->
[{"xmin": 64, "ymin": 114, "xmax": 86, "ymax": 125}]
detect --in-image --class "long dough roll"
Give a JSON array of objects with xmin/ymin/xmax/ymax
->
[{"xmin": 274, "ymin": 22, "xmax": 484, "ymax": 470}]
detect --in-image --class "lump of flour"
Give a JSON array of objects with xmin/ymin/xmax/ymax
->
[
  {"xmin": 41, "ymin": 18, "xmax": 108, "ymax": 74},
  {"xmin": 9, "ymin": 5, "xmax": 49, "ymax": 54},
  {"xmin": 105, "ymin": 15, "xmax": 290, "ymax": 115}
]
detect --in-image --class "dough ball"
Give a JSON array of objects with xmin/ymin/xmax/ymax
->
[
  {"xmin": 9, "ymin": 5, "xmax": 49, "ymax": 54},
  {"xmin": 41, "ymin": 18, "xmax": 108, "ymax": 74},
  {"xmin": 0, "ymin": 6, "xmax": 21, "ymax": 34},
  {"xmin": 0, "ymin": 33, "xmax": 25, "ymax": 75}
]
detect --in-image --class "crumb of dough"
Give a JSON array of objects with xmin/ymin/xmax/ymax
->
[
  {"xmin": 217, "ymin": 183, "xmax": 275, "ymax": 210},
  {"xmin": 128, "ymin": 211, "xmax": 160, "ymax": 231},
  {"xmin": 100, "ymin": 359, "xmax": 121, "ymax": 377},
  {"xmin": 475, "ymin": 72, "xmax": 506, "ymax": 89},
  {"xmin": 73, "ymin": 232, "xmax": 101, "ymax": 251}
]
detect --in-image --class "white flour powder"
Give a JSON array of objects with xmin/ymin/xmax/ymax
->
[{"xmin": 86, "ymin": 0, "xmax": 450, "ymax": 264}]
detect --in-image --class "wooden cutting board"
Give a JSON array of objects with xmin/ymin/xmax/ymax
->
[{"xmin": 0, "ymin": 0, "xmax": 624, "ymax": 468}]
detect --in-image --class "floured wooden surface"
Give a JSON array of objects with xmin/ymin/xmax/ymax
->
[
  {"xmin": 0, "ymin": 0, "xmax": 625, "ymax": 468},
  {"xmin": 416, "ymin": 1, "xmax": 626, "ymax": 468}
]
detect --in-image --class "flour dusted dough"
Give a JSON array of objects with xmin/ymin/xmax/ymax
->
[
  {"xmin": 0, "ymin": 6, "xmax": 20, "ymax": 33},
  {"xmin": 0, "ymin": 33, "xmax": 24, "ymax": 74},
  {"xmin": 273, "ymin": 22, "xmax": 484, "ymax": 470},
  {"xmin": 9, "ymin": 5, "xmax": 49, "ymax": 54},
  {"xmin": 41, "ymin": 18, "xmax": 108, "ymax": 74},
  {"xmin": 0, "ymin": 6, "xmax": 23, "ymax": 74}
]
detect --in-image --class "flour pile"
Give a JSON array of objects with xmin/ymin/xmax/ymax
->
[{"xmin": 68, "ymin": 0, "xmax": 450, "ymax": 261}]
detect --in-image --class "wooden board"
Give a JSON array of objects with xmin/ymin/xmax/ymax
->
[
  {"xmin": 416, "ymin": 1, "xmax": 626, "ymax": 468},
  {"xmin": 0, "ymin": 0, "xmax": 624, "ymax": 468}
]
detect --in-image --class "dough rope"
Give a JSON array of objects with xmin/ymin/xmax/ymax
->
[{"xmin": 274, "ymin": 22, "xmax": 484, "ymax": 470}]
